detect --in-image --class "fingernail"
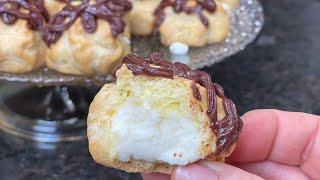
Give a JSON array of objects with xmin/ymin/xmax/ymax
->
[
  {"xmin": 199, "ymin": 160, "xmax": 224, "ymax": 171},
  {"xmin": 173, "ymin": 164, "xmax": 218, "ymax": 180}
]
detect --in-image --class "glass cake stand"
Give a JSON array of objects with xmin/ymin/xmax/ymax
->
[{"xmin": 0, "ymin": 0, "xmax": 264, "ymax": 143}]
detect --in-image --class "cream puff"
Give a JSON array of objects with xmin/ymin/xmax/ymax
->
[
  {"xmin": 129, "ymin": 0, "xmax": 231, "ymax": 47},
  {"xmin": 129, "ymin": 0, "xmax": 159, "ymax": 36},
  {"xmin": 88, "ymin": 52, "xmax": 243, "ymax": 173},
  {"xmin": 219, "ymin": 0, "xmax": 239, "ymax": 10},
  {"xmin": 0, "ymin": 0, "xmax": 48, "ymax": 73},
  {"xmin": 44, "ymin": 0, "xmax": 68, "ymax": 16},
  {"xmin": 42, "ymin": 0, "xmax": 132, "ymax": 75},
  {"xmin": 154, "ymin": 0, "xmax": 231, "ymax": 47}
]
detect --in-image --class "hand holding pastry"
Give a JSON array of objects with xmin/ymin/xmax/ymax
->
[
  {"xmin": 88, "ymin": 52, "xmax": 243, "ymax": 173},
  {"xmin": 143, "ymin": 110, "xmax": 320, "ymax": 179}
]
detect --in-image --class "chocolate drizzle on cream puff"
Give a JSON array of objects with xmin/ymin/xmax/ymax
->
[
  {"xmin": 0, "ymin": 0, "xmax": 49, "ymax": 30},
  {"xmin": 117, "ymin": 52, "xmax": 243, "ymax": 155},
  {"xmin": 154, "ymin": 0, "xmax": 216, "ymax": 27},
  {"xmin": 42, "ymin": 0, "xmax": 132, "ymax": 46}
]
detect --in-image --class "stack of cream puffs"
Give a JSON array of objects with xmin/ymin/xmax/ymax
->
[
  {"xmin": 0, "ymin": 0, "xmax": 238, "ymax": 75},
  {"xmin": 0, "ymin": 0, "xmax": 132, "ymax": 74}
]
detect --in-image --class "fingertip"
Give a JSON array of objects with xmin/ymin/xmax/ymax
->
[
  {"xmin": 199, "ymin": 161, "xmax": 263, "ymax": 179},
  {"xmin": 141, "ymin": 173, "xmax": 170, "ymax": 180},
  {"xmin": 172, "ymin": 164, "xmax": 218, "ymax": 180},
  {"xmin": 241, "ymin": 109, "xmax": 281, "ymax": 121},
  {"xmin": 230, "ymin": 109, "xmax": 320, "ymax": 166},
  {"xmin": 229, "ymin": 109, "xmax": 279, "ymax": 162}
]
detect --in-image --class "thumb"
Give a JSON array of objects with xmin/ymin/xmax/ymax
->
[{"xmin": 172, "ymin": 161, "xmax": 264, "ymax": 180}]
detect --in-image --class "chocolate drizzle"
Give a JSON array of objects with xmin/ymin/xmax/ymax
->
[
  {"xmin": 42, "ymin": 0, "xmax": 132, "ymax": 46},
  {"xmin": 0, "ymin": 0, "xmax": 49, "ymax": 30},
  {"xmin": 154, "ymin": 0, "xmax": 216, "ymax": 27},
  {"xmin": 118, "ymin": 52, "xmax": 243, "ymax": 155}
]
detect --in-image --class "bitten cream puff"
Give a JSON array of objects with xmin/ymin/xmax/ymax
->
[
  {"xmin": 88, "ymin": 52, "xmax": 243, "ymax": 173},
  {"xmin": 42, "ymin": 0, "xmax": 132, "ymax": 75},
  {"xmin": 0, "ymin": 0, "xmax": 48, "ymax": 73}
]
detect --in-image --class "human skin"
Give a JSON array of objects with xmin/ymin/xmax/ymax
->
[{"xmin": 142, "ymin": 109, "xmax": 320, "ymax": 180}]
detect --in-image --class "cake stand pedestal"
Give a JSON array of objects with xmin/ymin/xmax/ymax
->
[{"xmin": 0, "ymin": 69, "xmax": 111, "ymax": 142}]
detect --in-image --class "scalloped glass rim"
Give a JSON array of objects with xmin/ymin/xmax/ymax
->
[
  {"xmin": 190, "ymin": 0, "xmax": 264, "ymax": 69},
  {"xmin": 133, "ymin": 0, "xmax": 265, "ymax": 69},
  {"xmin": 0, "ymin": 0, "xmax": 264, "ymax": 86}
]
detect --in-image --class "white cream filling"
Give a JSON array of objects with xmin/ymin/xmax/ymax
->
[{"xmin": 111, "ymin": 97, "xmax": 202, "ymax": 165}]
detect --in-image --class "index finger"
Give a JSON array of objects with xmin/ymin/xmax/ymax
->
[{"xmin": 229, "ymin": 109, "xmax": 320, "ymax": 168}]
